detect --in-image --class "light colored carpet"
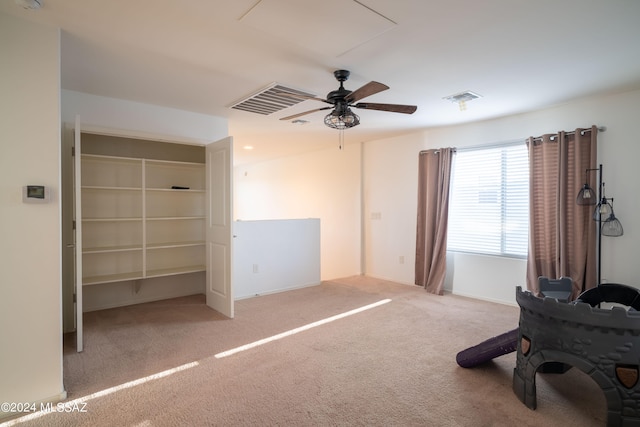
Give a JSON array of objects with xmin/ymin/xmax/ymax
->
[{"xmin": 8, "ymin": 276, "xmax": 606, "ymax": 426}]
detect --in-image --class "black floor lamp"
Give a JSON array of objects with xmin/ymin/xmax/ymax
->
[{"xmin": 576, "ymin": 164, "xmax": 624, "ymax": 286}]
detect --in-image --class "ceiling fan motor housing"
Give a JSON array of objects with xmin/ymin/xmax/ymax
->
[
  {"xmin": 327, "ymin": 91, "xmax": 351, "ymax": 106},
  {"xmin": 334, "ymin": 69, "xmax": 350, "ymax": 82},
  {"xmin": 328, "ymin": 70, "xmax": 352, "ymax": 104}
]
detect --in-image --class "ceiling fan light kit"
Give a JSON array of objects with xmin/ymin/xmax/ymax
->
[
  {"xmin": 279, "ymin": 69, "xmax": 417, "ymax": 129},
  {"xmin": 324, "ymin": 108, "xmax": 360, "ymax": 130}
]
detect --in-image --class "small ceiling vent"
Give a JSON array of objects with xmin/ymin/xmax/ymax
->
[
  {"xmin": 443, "ymin": 90, "xmax": 482, "ymax": 104},
  {"xmin": 230, "ymin": 83, "xmax": 316, "ymax": 115},
  {"xmin": 15, "ymin": 0, "xmax": 42, "ymax": 10}
]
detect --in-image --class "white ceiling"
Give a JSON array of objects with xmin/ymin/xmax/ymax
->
[{"xmin": 3, "ymin": 0, "xmax": 640, "ymax": 165}]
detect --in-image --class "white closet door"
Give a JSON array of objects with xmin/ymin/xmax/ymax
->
[
  {"xmin": 205, "ymin": 137, "xmax": 234, "ymax": 318},
  {"xmin": 74, "ymin": 115, "xmax": 84, "ymax": 352}
]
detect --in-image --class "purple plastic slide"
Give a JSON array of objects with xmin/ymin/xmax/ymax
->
[{"xmin": 456, "ymin": 328, "xmax": 519, "ymax": 368}]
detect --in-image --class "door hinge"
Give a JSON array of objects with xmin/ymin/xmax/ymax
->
[
  {"xmin": 73, "ymin": 293, "xmax": 77, "ymax": 303},
  {"xmin": 71, "ymin": 146, "xmax": 75, "ymax": 156},
  {"xmin": 72, "ymin": 220, "xmax": 76, "ymax": 230}
]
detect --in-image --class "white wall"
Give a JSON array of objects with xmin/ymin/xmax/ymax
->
[
  {"xmin": 362, "ymin": 132, "xmax": 426, "ymax": 285},
  {"xmin": 364, "ymin": 89, "xmax": 640, "ymax": 304},
  {"xmin": 234, "ymin": 219, "xmax": 321, "ymax": 299},
  {"xmin": 62, "ymin": 90, "xmax": 228, "ymax": 144},
  {"xmin": 234, "ymin": 144, "xmax": 362, "ymax": 280},
  {"xmin": 0, "ymin": 14, "xmax": 66, "ymax": 413}
]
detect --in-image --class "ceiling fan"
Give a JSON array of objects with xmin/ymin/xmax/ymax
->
[{"xmin": 279, "ymin": 70, "xmax": 417, "ymax": 129}]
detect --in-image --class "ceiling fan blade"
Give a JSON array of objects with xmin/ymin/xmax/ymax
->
[
  {"xmin": 353, "ymin": 102, "xmax": 417, "ymax": 114},
  {"xmin": 345, "ymin": 81, "xmax": 389, "ymax": 103},
  {"xmin": 280, "ymin": 106, "xmax": 332, "ymax": 121},
  {"xmin": 275, "ymin": 92, "xmax": 330, "ymax": 104}
]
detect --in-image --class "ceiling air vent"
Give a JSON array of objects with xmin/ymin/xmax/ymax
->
[
  {"xmin": 443, "ymin": 91, "xmax": 482, "ymax": 103},
  {"xmin": 230, "ymin": 83, "xmax": 316, "ymax": 115},
  {"xmin": 443, "ymin": 91, "xmax": 482, "ymax": 111}
]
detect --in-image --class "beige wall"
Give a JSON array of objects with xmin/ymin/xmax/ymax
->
[
  {"xmin": 234, "ymin": 143, "xmax": 362, "ymax": 280},
  {"xmin": 0, "ymin": 13, "xmax": 65, "ymax": 411}
]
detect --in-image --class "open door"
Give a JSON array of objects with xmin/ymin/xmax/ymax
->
[
  {"xmin": 61, "ymin": 122, "xmax": 77, "ymax": 343},
  {"xmin": 205, "ymin": 137, "xmax": 234, "ymax": 318},
  {"xmin": 74, "ymin": 116, "xmax": 84, "ymax": 351}
]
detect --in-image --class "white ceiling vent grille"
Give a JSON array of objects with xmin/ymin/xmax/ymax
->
[
  {"xmin": 443, "ymin": 91, "xmax": 482, "ymax": 103},
  {"xmin": 230, "ymin": 84, "xmax": 316, "ymax": 115}
]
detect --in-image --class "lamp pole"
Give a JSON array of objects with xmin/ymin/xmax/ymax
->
[{"xmin": 596, "ymin": 164, "xmax": 603, "ymax": 287}]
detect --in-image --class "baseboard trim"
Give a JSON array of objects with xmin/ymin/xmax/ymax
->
[
  {"xmin": 363, "ymin": 274, "xmax": 518, "ymax": 307},
  {"xmin": 450, "ymin": 290, "xmax": 518, "ymax": 307},
  {"xmin": 235, "ymin": 282, "xmax": 321, "ymax": 300},
  {"xmin": 361, "ymin": 274, "xmax": 415, "ymax": 287}
]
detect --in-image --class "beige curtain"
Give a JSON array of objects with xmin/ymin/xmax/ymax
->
[
  {"xmin": 526, "ymin": 126, "xmax": 598, "ymax": 299},
  {"xmin": 415, "ymin": 148, "xmax": 454, "ymax": 295}
]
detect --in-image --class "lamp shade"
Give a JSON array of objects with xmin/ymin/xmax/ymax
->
[
  {"xmin": 593, "ymin": 198, "xmax": 613, "ymax": 221},
  {"xmin": 576, "ymin": 183, "xmax": 597, "ymax": 205},
  {"xmin": 601, "ymin": 214, "xmax": 624, "ymax": 237}
]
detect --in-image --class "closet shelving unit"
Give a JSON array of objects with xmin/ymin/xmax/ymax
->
[{"xmin": 80, "ymin": 154, "xmax": 206, "ymax": 286}]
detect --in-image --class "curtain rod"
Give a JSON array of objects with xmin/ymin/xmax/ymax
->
[
  {"xmin": 419, "ymin": 148, "xmax": 457, "ymax": 155},
  {"xmin": 419, "ymin": 126, "xmax": 606, "ymax": 154},
  {"xmin": 530, "ymin": 126, "xmax": 606, "ymax": 142}
]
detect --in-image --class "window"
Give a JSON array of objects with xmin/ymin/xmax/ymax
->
[{"xmin": 447, "ymin": 143, "xmax": 529, "ymax": 257}]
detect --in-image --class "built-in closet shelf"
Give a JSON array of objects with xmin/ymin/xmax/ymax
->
[
  {"xmin": 147, "ymin": 241, "xmax": 205, "ymax": 249},
  {"xmin": 84, "ymin": 265, "xmax": 206, "ymax": 286},
  {"xmin": 82, "ymin": 186, "xmax": 143, "ymax": 191},
  {"xmin": 146, "ymin": 216, "xmax": 206, "ymax": 221},
  {"xmin": 84, "ymin": 272, "xmax": 144, "ymax": 286},
  {"xmin": 82, "ymin": 217, "xmax": 144, "ymax": 222},
  {"xmin": 146, "ymin": 265, "xmax": 206, "ymax": 278},
  {"xmin": 83, "ymin": 245, "xmax": 143, "ymax": 254},
  {"xmin": 80, "ymin": 152, "xmax": 206, "ymax": 288},
  {"xmin": 146, "ymin": 188, "xmax": 205, "ymax": 193}
]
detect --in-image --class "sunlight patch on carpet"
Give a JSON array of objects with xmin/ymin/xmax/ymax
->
[
  {"xmin": 215, "ymin": 299, "xmax": 392, "ymax": 359},
  {"xmin": 2, "ymin": 361, "xmax": 199, "ymax": 426},
  {"xmin": 3, "ymin": 299, "xmax": 392, "ymax": 425}
]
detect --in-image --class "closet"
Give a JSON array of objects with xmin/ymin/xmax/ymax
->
[
  {"xmin": 80, "ymin": 144, "xmax": 206, "ymax": 285},
  {"xmin": 63, "ymin": 120, "xmax": 233, "ymax": 352}
]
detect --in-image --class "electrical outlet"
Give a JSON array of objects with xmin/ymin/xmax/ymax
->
[
  {"xmin": 252, "ymin": 264, "xmax": 259, "ymax": 274},
  {"xmin": 371, "ymin": 212, "xmax": 382, "ymax": 220},
  {"xmin": 399, "ymin": 256, "xmax": 405, "ymax": 264}
]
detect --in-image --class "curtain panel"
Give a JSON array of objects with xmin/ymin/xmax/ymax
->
[
  {"xmin": 415, "ymin": 148, "xmax": 454, "ymax": 295},
  {"xmin": 526, "ymin": 126, "xmax": 598, "ymax": 299}
]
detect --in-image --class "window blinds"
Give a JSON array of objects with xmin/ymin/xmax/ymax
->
[{"xmin": 447, "ymin": 143, "xmax": 529, "ymax": 258}]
